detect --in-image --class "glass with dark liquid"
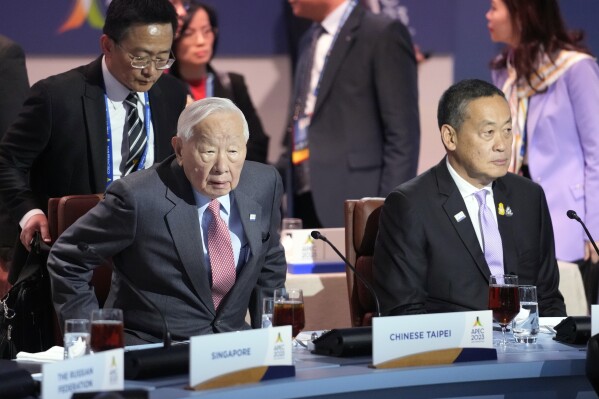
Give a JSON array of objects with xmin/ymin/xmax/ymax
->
[
  {"xmin": 272, "ymin": 288, "xmax": 305, "ymax": 339},
  {"xmin": 90, "ymin": 308, "xmax": 125, "ymax": 352},
  {"xmin": 488, "ymin": 274, "xmax": 519, "ymax": 347}
]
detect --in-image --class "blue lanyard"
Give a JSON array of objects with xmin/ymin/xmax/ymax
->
[
  {"xmin": 104, "ymin": 92, "xmax": 151, "ymax": 187},
  {"xmin": 313, "ymin": 0, "xmax": 357, "ymax": 98}
]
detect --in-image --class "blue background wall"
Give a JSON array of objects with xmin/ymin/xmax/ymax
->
[{"xmin": 1, "ymin": 0, "xmax": 597, "ymax": 82}]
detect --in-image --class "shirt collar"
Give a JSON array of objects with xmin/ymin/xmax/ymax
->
[
  {"xmin": 446, "ymin": 157, "xmax": 493, "ymax": 199},
  {"xmin": 193, "ymin": 190, "xmax": 232, "ymax": 216},
  {"xmin": 321, "ymin": 0, "xmax": 351, "ymax": 35},
  {"xmin": 101, "ymin": 56, "xmax": 146, "ymax": 105}
]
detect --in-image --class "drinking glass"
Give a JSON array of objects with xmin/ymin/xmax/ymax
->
[
  {"xmin": 272, "ymin": 288, "xmax": 305, "ymax": 339},
  {"xmin": 488, "ymin": 274, "xmax": 520, "ymax": 347},
  {"xmin": 90, "ymin": 308, "xmax": 125, "ymax": 353},
  {"xmin": 64, "ymin": 319, "xmax": 90, "ymax": 359},
  {"xmin": 512, "ymin": 285, "xmax": 539, "ymax": 343},
  {"xmin": 262, "ymin": 297, "xmax": 274, "ymax": 328}
]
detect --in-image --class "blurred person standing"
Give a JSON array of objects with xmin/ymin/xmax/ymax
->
[
  {"xmin": 168, "ymin": 1, "xmax": 270, "ymax": 163},
  {"xmin": 0, "ymin": 0, "xmax": 187, "ymax": 282},
  {"xmin": 280, "ymin": 0, "xmax": 420, "ymax": 228},
  {"xmin": 487, "ymin": 0, "xmax": 599, "ymax": 302},
  {"xmin": 0, "ymin": 35, "xmax": 29, "ymax": 297}
]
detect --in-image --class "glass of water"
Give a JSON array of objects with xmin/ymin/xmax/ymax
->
[
  {"xmin": 262, "ymin": 297, "xmax": 274, "ymax": 328},
  {"xmin": 512, "ymin": 285, "xmax": 539, "ymax": 343},
  {"xmin": 64, "ymin": 319, "xmax": 91, "ymax": 359}
]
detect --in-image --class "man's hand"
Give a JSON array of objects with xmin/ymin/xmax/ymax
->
[
  {"xmin": 584, "ymin": 240, "xmax": 599, "ymax": 264},
  {"xmin": 20, "ymin": 214, "xmax": 51, "ymax": 251}
]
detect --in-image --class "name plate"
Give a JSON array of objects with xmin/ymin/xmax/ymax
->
[
  {"xmin": 42, "ymin": 349, "xmax": 124, "ymax": 399},
  {"xmin": 189, "ymin": 326, "xmax": 295, "ymax": 390},
  {"xmin": 593, "ymin": 305, "xmax": 598, "ymax": 335},
  {"xmin": 372, "ymin": 310, "xmax": 496, "ymax": 368}
]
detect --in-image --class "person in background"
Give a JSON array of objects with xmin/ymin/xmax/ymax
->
[
  {"xmin": 48, "ymin": 97, "xmax": 286, "ymax": 343},
  {"xmin": 0, "ymin": 35, "xmax": 30, "ymax": 297},
  {"xmin": 280, "ymin": 0, "xmax": 420, "ymax": 228},
  {"xmin": 0, "ymin": 0, "xmax": 187, "ymax": 282},
  {"xmin": 168, "ymin": 1, "xmax": 270, "ymax": 164},
  {"xmin": 487, "ymin": 0, "xmax": 599, "ymax": 304},
  {"xmin": 374, "ymin": 79, "xmax": 565, "ymax": 317}
]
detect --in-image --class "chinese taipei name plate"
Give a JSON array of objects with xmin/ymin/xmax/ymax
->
[
  {"xmin": 42, "ymin": 349, "xmax": 124, "ymax": 399},
  {"xmin": 189, "ymin": 326, "xmax": 295, "ymax": 390},
  {"xmin": 372, "ymin": 310, "xmax": 496, "ymax": 368}
]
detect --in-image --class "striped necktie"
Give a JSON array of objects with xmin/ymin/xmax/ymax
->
[{"xmin": 123, "ymin": 92, "xmax": 147, "ymax": 175}]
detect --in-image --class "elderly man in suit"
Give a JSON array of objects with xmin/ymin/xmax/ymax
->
[
  {"xmin": 374, "ymin": 79, "xmax": 566, "ymax": 317},
  {"xmin": 0, "ymin": 0, "xmax": 187, "ymax": 279},
  {"xmin": 48, "ymin": 97, "xmax": 287, "ymax": 344},
  {"xmin": 280, "ymin": 0, "xmax": 420, "ymax": 228}
]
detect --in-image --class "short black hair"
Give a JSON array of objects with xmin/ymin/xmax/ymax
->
[
  {"xmin": 437, "ymin": 79, "xmax": 506, "ymax": 130},
  {"xmin": 103, "ymin": 0, "xmax": 178, "ymax": 43}
]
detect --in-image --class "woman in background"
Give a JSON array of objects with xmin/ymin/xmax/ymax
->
[
  {"xmin": 486, "ymin": 0, "xmax": 599, "ymax": 303},
  {"xmin": 169, "ymin": 2, "xmax": 269, "ymax": 163}
]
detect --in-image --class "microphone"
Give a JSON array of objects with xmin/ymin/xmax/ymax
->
[
  {"xmin": 77, "ymin": 242, "xmax": 188, "ymax": 379},
  {"xmin": 566, "ymin": 210, "xmax": 599, "ymax": 258},
  {"xmin": 310, "ymin": 230, "xmax": 381, "ymax": 317}
]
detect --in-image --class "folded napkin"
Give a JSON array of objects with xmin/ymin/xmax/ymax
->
[{"xmin": 16, "ymin": 346, "xmax": 64, "ymax": 363}]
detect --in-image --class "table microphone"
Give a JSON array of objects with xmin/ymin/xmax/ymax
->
[
  {"xmin": 310, "ymin": 230, "xmax": 381, "ymax": 317},
  {"xmin": 77, "ymin": 242, "xmax": 188, "ymax": 379},
  {"xmin": 566, "ymin": 210, "xmax": 599, "ymax": 258},
  {"xmin": 309, "ymin": 231, "xmax": 378, "ymax": 357}
]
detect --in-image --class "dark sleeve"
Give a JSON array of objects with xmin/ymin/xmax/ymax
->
[
  {"xmin": 0, "ymin": 79, "xmax": 52, "ymax": 222},
  {"xmin": 535, "ymin": 188, "xmax": 567, "ymax": 316},
  {"xmin": 373, "ymin": 20, "xmax": 420, "ymax": 196},
  {"xmin": 0, "ymin": 37, "xmax": 30, "ymax": 137},
  {"xmin": 373, "ymin": 189, "xmax": 428, "ymax": 315},
  {"xmin": 228, "ymin": 73, "xmax": 269, "ymax": 164},
  {"xmin": 249, "ymin": 166, "xmax": 287, "ymax": 328}
]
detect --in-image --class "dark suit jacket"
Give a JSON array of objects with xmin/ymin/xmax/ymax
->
[
  {"xmin": 47, "ymin": 156, "xmax": 287, "ymax": 343},
  {"xmin": 0, "ymin": 35, "xmax": 29, "ymax": 250},
  {"xmin": 282, "ymin": 5, "xmax": 420, "ymax": 227},
  {"xmin": 0, "ymin": 56, "xmax": 187, "ymax": 223},
  {"xmin": 210, "ymin": 65, "xmax": 269, "ymax": 164},
  {"xmin": 374, "ymin": 159, "xmax": 566, "ymax": 317}
]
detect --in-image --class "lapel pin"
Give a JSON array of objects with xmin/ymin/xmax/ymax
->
[
  {"xmin": 249, "ymin": 214, "xmax": 256, "ymax": 221},
  {"xmin": 498, "ymin": 203, "xmax": 505, "ymax": 216},
  {"xmin": 505, "ymin": 206, "xmax": 513, "ymax": 217},
  {"xmin": 454, "ymin": 211, "xmax": 466, "ymax": 222}
]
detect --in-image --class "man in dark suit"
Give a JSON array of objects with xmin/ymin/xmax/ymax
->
[
  {"xmin": 374, "ymin": 79, "xmax": 566, "ymax": 317},
  {"xmin": 0, "ymin": 0, "xmax": 187, "ymax": 271},
  {"xmin": 48, "ymin": 97, "xmax": 287, "ymax": 343},
  {"xmin": 0, "ymin": 35, "xmax": 30, "ymax": 296},
  {"xmin": 281, "ymin": 0, "xmax": 420, "ymax": 228}
]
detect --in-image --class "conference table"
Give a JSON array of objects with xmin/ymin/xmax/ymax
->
[{"xmin": 125, "ymin": 328, "xmax": 596, "ymax": 399}]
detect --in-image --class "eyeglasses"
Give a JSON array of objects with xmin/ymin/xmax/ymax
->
[{"xmin": 116, "ymin": 43, "xmax": 176, "ymax": 70}]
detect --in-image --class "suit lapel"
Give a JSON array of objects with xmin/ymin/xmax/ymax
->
[
  {"xmin": 493, "ymin": 177, "xmax": 518, "ymax": 276},
  {"xmin": 163, "ymin": 160, "xmax": 215, "ymax": 315},
  {"xmin": 148, "ymin": 83, "xmax": 172, "ymax": 162},
  {"xmin": 436, "ymin": 161, "xmax": 490, "ymax": 280},
  {"xmin": 226, "ymin": 189, "xmax": 263, "ymax": 292},
  {"xmin": 312, "ymin": 6, "xmax": 362, "ymax": 119},
  {"xmin": 83, "ymin": 57, "xmax": 108, "ymax": 192}
]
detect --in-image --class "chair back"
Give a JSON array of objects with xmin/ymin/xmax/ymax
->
[
  {"xmin": 47, "ymin": 194, "xmax": 110, "ymax": 344},
  {"xmin": 344, "ymin": 198, "xmax": 384, "ymax": 327}
]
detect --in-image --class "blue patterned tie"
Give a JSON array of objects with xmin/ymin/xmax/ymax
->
[{"xmin": 474, "ymin": 190, "xmax": 505, "ymax": 276}]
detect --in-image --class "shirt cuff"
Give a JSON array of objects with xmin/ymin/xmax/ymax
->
[{"xmin": 19, "ymin": 209, "xmax": 45, "ymax": 229}]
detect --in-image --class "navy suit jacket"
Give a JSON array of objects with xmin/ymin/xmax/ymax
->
[{"xmin": 374, "ymin": 159, "xmax": 566, "ymax": 317}]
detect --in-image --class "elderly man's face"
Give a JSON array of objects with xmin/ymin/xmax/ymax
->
[
  {"xmin": 101, "ymin": 23, "xmax": 173, "ymax": 92},
  {"xmin": 173, "ymin": 111, "xmax": 247, "ymax": 199},
  {"xmin": 443, "ymin": 95, "xmax": 513, "ymax": 188}
]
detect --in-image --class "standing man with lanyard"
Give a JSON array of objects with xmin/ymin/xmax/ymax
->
[
  {"xmin": 280, "ymin": 0, "xmax": 420, "ymax": 228},
  {"xmin": 0, "ymin": 0, "xmax": 187, "ymax": 276}
]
